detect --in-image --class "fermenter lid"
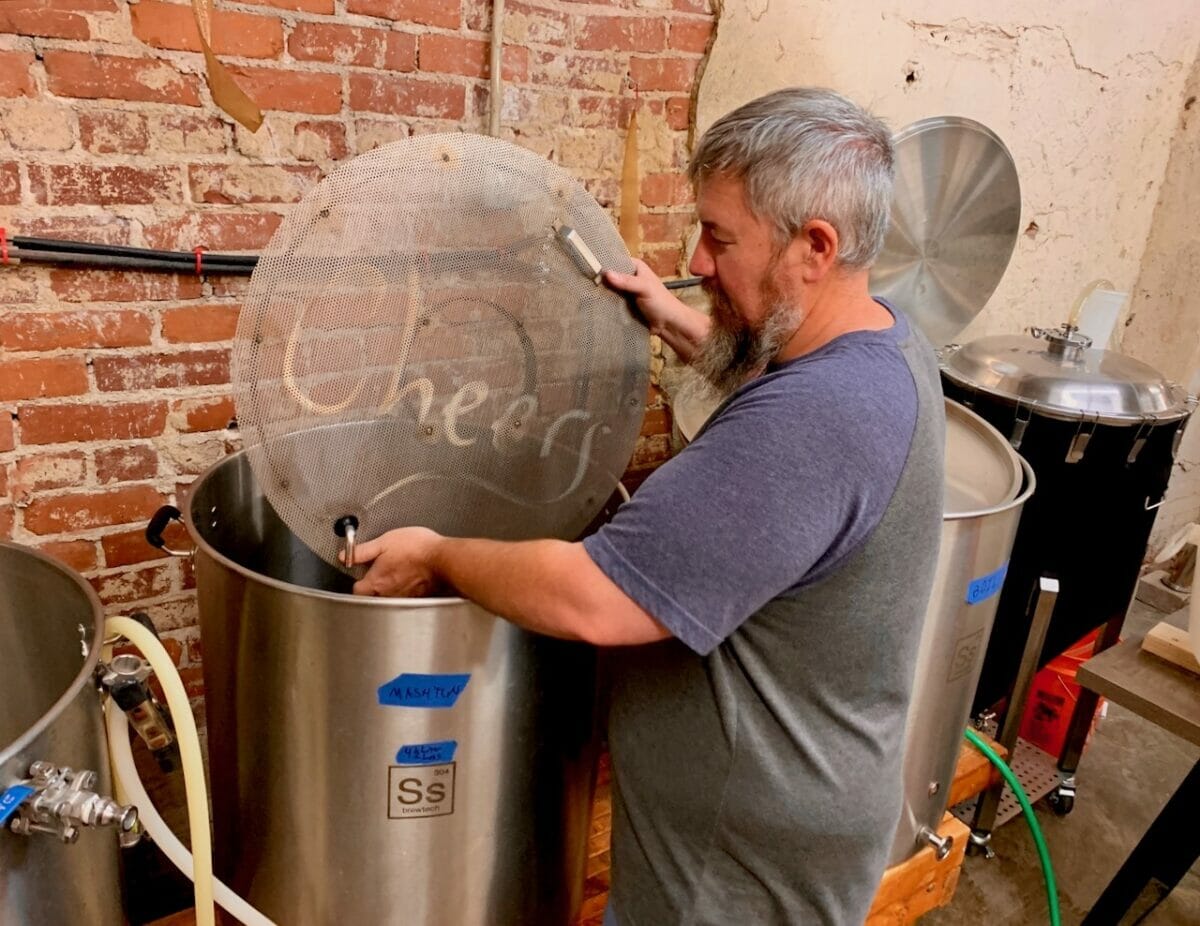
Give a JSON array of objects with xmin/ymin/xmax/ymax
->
[{"xmin": 940, "ymin": 326, "xmax": 1193, "ymax": 423}]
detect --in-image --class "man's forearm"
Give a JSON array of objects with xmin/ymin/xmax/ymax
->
[{"xmin": 427, "ymin": 536, "xmax": 668, "ymax": 647}]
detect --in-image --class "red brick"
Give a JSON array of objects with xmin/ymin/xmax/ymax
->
[
  {"xmin": 295, "ymin": 121, "xmax": 349, "ymax": 162},
  {"xmin": 150, "ymin": 113, "xmax": 229, "ymax": 154},
  {"xmin": 29, "ymin": 164, "xmax": 183, "ymax": 206},
  {"xmin": 102, "ymin": 525, "xmax": 176, "ymax": 567},
  {"xmin": 0, "ymin": 6, "xmax": 89, "ymax": 40},
  {"xmin": 349, "ymin": 74, "xmax": 465, "ymax": 118},
  {"xmin": 533, "ymin": 51, "xmax": 624, "ymax": 92},
  {"xmin": 0, "ymin": 465, "xmax": 6, "ymax": 497},
  {"xmin": 0, "ymin": 50, "xmax": 35, "ymax": 97},
  {"xmin": 0, "ymin": 505, "xmax": 11, "ymax": 539},
  {"xmin": 15, "ymin": 0, "xmax": 117, "ymax": 10},
  {"xmin": 0, "ymin": 268, "xmax": 39, "ymax": 304},
  {"xmin": 0, "ymin": 414, "xmax": 13, "ymax": 452},
  {"xmin": 79, "ymin": 110, "xmax": 151, "ymax": 154},
  {"xmin": 19, "ymin": 402, "xmax": 169, "ymax": 445},
  {"xmin": 170, "ymin": 395, "xmax": 235, "ymax": 433},
  {"xmin": 189, "ymin": 164, "xmax": 320, "ymax": 205},
  {"xmin": 644, "ymin": 246, "xmax": 684, "ymax": 278},
  {"xmin": 226, "ymin": 66, "xmax": 341, "ymax": 115},
  {"xmin": 93, "ymin": 349, "xmax": 230, "ymax": 391},
  {"xmin": 90, "ymin": 563, "xmax": 173, "ymax": 605},
  {"xmin": 668, "ymin": 18, "xmax": 713, "ymax": 53},
  {"xmin": 0, "ymin": 357, "xmax": 89, "ymax": 401},
  {"xmin": 209, "ymin": 277, "xmax": 249, "ymax": 298},
  {"xmin": 630, "ymin": 57, "xmax": 699, "ymax": 93},
  {"xmin": 418, "ymin": 34, "xmax": 528, "ymax": 81},
  {"xmin": 37, "ymin": 540, "xmax": 99, "ymax": 573},
  {"xmin": 44, "ymin": 51, "xmax": 202, "ymax": 106},
  {"xmin": 242, "ymin": 0, "xmax": 331, "ymax": 12},
  {"xmin": 25, "ymin": 484, "xmax": 164, "ymax": 534},
  {"xmin": 640, "ymin": 211, "xmax": 693, "ymax": 244},
  {"xmin": 144, "ymin": 212, "xmax": 282, "ymax": 252},
  {"xmin": 469, "ymin": 0, "xmax": 569, "ymax": 45},
  {"xmin": 346, "ymin": 0, "xmax": 459, "ymax": 29},
  {"xmin": 96, "ymin": 445, "xmax": 159, "ymax": 484},
  {"xmin": 640, "ymin": 172, "xmax": 693, "ymax": 208},
  {"xmin": 14, "ymin": 451, "xmax": 87, "ymax": 497},
  {"xmin": 1, "ymin": 310, "xmax": 153, "ymax": 351},
  {"xmin": 178, "ymin": 665, "xmax": 205, "ymax": 699},
  {"xmin": 132, "ymin": 1, "xmax": 283, "ymax": 59},
  {"xmin": 50, "ymin": 271, "xmax": 203, "ymax": 303},
  {"xmin": 162, "ymin": 304, "xmax": 240, "ymax": 343},
  {"xmin": 665, "ymin": 96, "xmax": 691, "ymax": 131},
  {"xmin": 0, "ymin": 162, "xmax": 18, "ymax": 205},
  {"xmin": 12, "ymin": 215, "xmax": 132, "ymax": 245},
  {"xmin": 289, "ymin": 22, "xmax": 416, "ymax": 71},
  {"xmin": 186, "ymin": 633, "xmax": 202, "ymax": 664},
  {"xmin": 577, "ymin": 15, "xmax": 666, "ymax": 53}
]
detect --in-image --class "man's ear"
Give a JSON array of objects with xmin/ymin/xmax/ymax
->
[{"xmin": 796, "ymin": 219, "xmax": 839, "ymax": 281}]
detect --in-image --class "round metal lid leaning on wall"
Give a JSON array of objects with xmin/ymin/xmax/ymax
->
[
  {"xmin": 869, "ymin": 116, "xmax": 1023, "ymax": 348},
  {"xmin": 232, "ymin": 134, "xmax": 650, "ymax": 570}
]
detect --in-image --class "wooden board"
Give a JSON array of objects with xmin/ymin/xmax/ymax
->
[
  {"xmin": 1078, "ymin": 636, "xmax": 1200, "ymax": 749},
  {"xmin": 948, "ymin": 731, "xmax": 1005, "ymax": 808},
  {"xmin": 1141, "ymin": 621, "xmax": 1200, "ymax": 676},
  {"xmin": 865, "ymin": 813, "xmax": 971, "ymax": 926}
]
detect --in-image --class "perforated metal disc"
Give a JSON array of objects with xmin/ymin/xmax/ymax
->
[{"xmin": 233, "ymin": 134, "xmax": 649, "ymax": 569}]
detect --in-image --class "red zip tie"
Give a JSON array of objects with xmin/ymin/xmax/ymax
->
[
  {"xmin": 1, "ymin": 229, "xmax": 8, "ymax": 265},
  {"xmin": 194, "ymin": 246, "xmax": 205, "ymax": 275}
]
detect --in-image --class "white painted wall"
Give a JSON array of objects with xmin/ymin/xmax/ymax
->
[
  {"xmin": 699, "ymin": 1, "xmax": 1198, "ymax": 341},
  {"xmin": 694, "ymin": 1, "xmax": 1200, "ymax": 555}
]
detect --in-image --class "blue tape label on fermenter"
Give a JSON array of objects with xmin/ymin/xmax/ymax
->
[
  {"xmin": 966, "ymin": 563, "xmax": 1009, "ymax": 605},
  {"xmin": 0, "ymin": 784, "xmax": 35, "ymax": 826},
  {"xmin": 378, "ymin": 673, "xmax": 471, "ymax": 708},
  {"xmin": 395, "ymin": 740, "xmax": 458, "ymax": 765}
]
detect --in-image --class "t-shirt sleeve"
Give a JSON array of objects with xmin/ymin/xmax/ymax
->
[{"xmin": 583, "ymin": 363, "xmax": 915, "ymax": 655}]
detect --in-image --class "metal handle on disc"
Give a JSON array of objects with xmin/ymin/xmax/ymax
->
[{"xmin": 334, "ymin": 515, "xmax": 359, "ymax": 568}]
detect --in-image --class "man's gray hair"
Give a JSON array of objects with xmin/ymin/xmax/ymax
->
[{"xmin": 689, "ymin": 87, "xmax": 894, "ymax": 269}]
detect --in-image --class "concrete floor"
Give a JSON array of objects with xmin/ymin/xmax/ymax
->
[{"xmin": 926, "ymin": 600, "xmax": 1200, "ymax": 926}]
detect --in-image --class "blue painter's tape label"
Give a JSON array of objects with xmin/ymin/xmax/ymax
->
[
  {"xmin": 396, "ymin": 740, "xmax": 458, "ymax": 765},
  {"xmin": 378, "ymin": 673, "xmax": 471, "ymax": 708},
  {"xmin": 0, "ymin": 785, "xmax": 35, "ymax": 826},
  {"xmin": 966, "ymin": 563, "xmax": 1009, "ymax": 605}
]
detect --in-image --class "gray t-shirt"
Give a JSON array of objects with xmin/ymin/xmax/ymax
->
[{"xmin": 583, "ymin": 303, "xmax": 945, "ymax": 925}]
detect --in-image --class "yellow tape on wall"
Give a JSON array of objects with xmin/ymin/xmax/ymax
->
[
  {"xmin": 192, "ymin": 0, "xmax": 263, "ymax": 132},
  {"xmin": 619, "ymin": 104, "xmax": 641, "ymax": 254}
]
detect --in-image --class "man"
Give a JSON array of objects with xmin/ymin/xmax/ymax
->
[{"xmin": 353, "ymin": 87, "xmax": 944, "ymax": 924}]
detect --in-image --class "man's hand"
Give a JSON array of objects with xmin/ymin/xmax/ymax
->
[
  {"xmin": 350, "ymin": 527, "xmax": 446, "ymax": 597},
  {"xmin": 604, "ymin": 259, "xmax": 711, "ymax": 362}
]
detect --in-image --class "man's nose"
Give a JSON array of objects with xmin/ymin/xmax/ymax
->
[{"xmin": 688, "ymin": 241, "xmax": 714, "ymax": 279}]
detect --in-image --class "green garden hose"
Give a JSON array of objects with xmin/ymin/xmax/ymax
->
[{"xmin": 964, "ymin": 728, "xmax": 1061, "ymax": 926}]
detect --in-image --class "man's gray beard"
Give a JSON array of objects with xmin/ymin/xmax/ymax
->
[{"xmin": 689, "ymin": 289, "xmax": 804, "ymax": 397}]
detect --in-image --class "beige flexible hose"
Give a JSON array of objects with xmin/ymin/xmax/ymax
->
[{"xmin": 104, "ymin": 616, "xmax": 215, "ymax": 926}]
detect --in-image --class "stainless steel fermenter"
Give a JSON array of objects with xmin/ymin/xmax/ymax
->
[
  {"xmin": 0, "ymin": 541, "xmax": 131, "ymax": 925},
  {"xmin": 153, "ymin": 449, "xmax": 599, "ymax": 925},
  {"xmin": 888, "ymin": 400, "xmax": 1034, "ymax": 864}
]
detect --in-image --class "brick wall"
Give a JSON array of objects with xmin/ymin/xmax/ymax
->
[{"xmin": 0, "ymin": 0, "xmax": 714, "ymax": 696}]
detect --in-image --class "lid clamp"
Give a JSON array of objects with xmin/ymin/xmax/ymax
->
[
  {"xmin": 1065, "ymin": 412, "xmax": 1099, "ymax": 464},
  {"xmin": 1009, "ymin": 398, "xmax": 1035, "ymax": 450},
  {"xmin": 1126, "ymin": 415, "xmax": 1157, "ymax": 466},
  {"xmin": 1172, "ymin": 395, "xmax": 1198, "ymax": 459}
]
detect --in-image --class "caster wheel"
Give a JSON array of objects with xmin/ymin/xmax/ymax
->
[{"xmin": 1047, "ymin": 788, "xmax": 1074, "ymax": 816}]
